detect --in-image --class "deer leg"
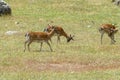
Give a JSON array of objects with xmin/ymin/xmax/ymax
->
[
  {"xmin": 46, "ymin": 41, "xmax": 53, "ymax": 52},
  {"xmin": 57, "ymin": 35, "xmax": 60, "ymax": 43},
  {"xmin": 109, "ymin": 34, "xmax": 116, "ymax": 44},
  {"xmin": 100, "ymin": 32, "xmax": 104, "ymax": 44},
  {"xmin": 24, "ymin": 35, "xmax": 30, "ymax": 52},
  {"xmin": 24, "ymin": 40, "xmax": 28, "ymax": 52},
  {"xmin": 49, "ymin": 38, "xmax": 52, "ymax": 43},
  {"xmin": 112, "ymin": 34, "xmax": 116, "ymax": 42},
  {"xmin": 40, "ymin": 42, "xmax": 43, "ymax": 51},
  {"xmin": 27, "ymin": 41, "xmax": 32, "ymax": 52}
]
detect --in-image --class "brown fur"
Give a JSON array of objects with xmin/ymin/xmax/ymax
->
[
  {"xmin": 24, "ymin": 28, "xmax": 56, "ymax": 52},
  {"xmin": 99, "ymin": 24, "xmax": 118, "ymax": 44},
  {"xmin": 44, "ymin": 25, "xmax": 74, "ymax": 43}
]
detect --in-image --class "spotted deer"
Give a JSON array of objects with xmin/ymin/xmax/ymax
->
[
  {"xmin": 43, "ymin": 24, "xmax": 74, "ymax": 43},
  {"xmin": 99, "ymin": 24, "xmax": 118, "ymax": 44},
  {"xmin": 24, "ymin": 28, "xmax": 56, "ymax": 52}
]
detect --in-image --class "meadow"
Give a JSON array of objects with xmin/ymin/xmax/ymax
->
[{"xmin": 1, "ymin": 0, "xmax": 120, "ymax": 80}]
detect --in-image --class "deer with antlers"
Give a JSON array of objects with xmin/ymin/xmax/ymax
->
[
  {"xmin": 99, "ymin": 24, "xmax": 118, "ymax": 44},
  {"xmin": 43, "ymin": 24, "xmax": 74, "ymax": 43},
  {"xmin": 24, "ymin": 27, "xmax": 56, "ymax": 52}
]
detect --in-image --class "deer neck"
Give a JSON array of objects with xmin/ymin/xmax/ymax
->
[
  {"xmin": 63, "ymin": 32, "xmax": 69, "ymax": 39},
  {"xmin": 47, "ymin": 29, "xmax": 55, "ymax": 38}
]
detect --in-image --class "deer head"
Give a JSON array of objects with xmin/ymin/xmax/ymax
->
[{"xmin": 67, "ymin": 34, "xmax": 74, "ymax": 42}]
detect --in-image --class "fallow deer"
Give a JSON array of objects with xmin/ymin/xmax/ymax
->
[
  {"xmin": 43, "ymin": 24, "xmax": 74, "ymax": 43},
  {"xmin": 24, "ymin": 28, "xmax": 56, "ymax": 52},
  {"xmin": 99, "ymin": 24, "xmax": 118, "ymax": 44}
]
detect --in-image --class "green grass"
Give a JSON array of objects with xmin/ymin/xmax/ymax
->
[
  {"xmin": 1, "ymin": 0, "xmax": 120, "ymax": 80},
  {"xmin": 0, "ymin": 70, "xmax": 120, "ymax": 80}
]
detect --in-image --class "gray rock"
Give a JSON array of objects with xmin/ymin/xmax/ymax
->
[{"xmin": 0, "ymin": 0, "xmax": 11, "ymax": 16}]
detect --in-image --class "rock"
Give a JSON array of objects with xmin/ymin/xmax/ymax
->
[
  {"xmin": 0, "ymin": 0, "xmax": 11, "ymax": 16},
  {"xmin": 5, "ymin": 31, "xmax": 19, "ymax": 35}
]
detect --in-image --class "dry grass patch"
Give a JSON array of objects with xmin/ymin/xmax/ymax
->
[{"xmin": 0, "ymin": 58, "xmax": 120, "ymax": 72}]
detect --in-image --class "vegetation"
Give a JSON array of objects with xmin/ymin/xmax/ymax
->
[{"xmin": 0, "ymin": 0, "xmax": 120, "ymax": 79}]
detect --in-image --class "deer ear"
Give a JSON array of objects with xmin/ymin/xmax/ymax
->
[
  {"xmin": 48, "ymin": 24, "xmax": 51, "ymax": 28},
  {"xmin": 48, "ymin": 24, "xmax": 50, "ymax": 26}
]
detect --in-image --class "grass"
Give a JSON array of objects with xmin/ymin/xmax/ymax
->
[
  {"xmin": 1, "ymin": 0, "xmax": 120, "ymax": 79},
  {"xmin": 0, "ymin": 70, "xmax": 120, "ymax": 80}
]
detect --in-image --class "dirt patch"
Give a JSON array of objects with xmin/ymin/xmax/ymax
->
[
  {"xmin": 0, "ymin": 59, "xmax": 120, "ymax": 72},
  {"xmin": 24, "ymin": 59, "xmax": 120, "ymax": 72}
]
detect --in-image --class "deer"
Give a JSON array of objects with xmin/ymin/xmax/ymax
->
[
  {"xmin": 99, "ymin": 24, "xmax": 118, "ymax": 44},
  {"xmin": 24, "ymin": 28, "xmax": 56, "ymax": 52},
  {"xmin": 43, "ymin": 24, "xmax": 74, "ymax": 43}
]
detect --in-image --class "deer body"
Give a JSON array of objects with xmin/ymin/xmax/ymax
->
[
  {"xmin": 24, "ymin": 28, "xmax": 55, "ymax": 52},
  {"xmin": 44, "ymin": 24, "xmax": 74, "ymax": 43},
  {"xmin": 99, "ymin": 24, "xmax": 118, "ymax": 44}
]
